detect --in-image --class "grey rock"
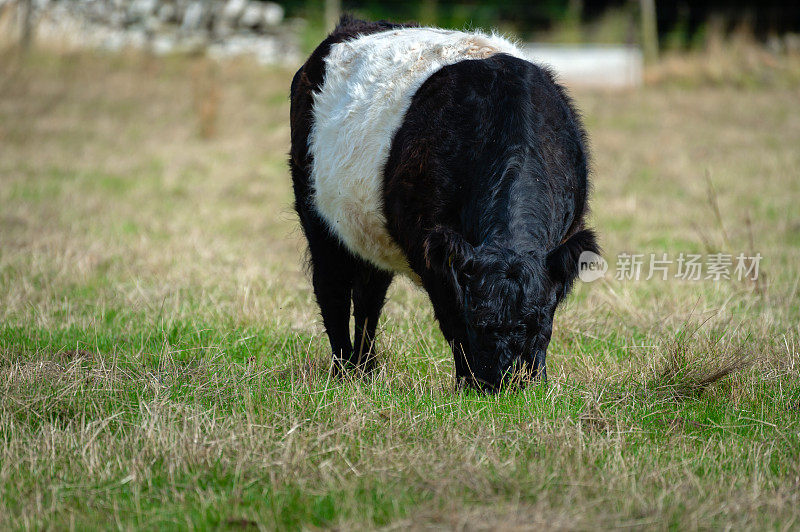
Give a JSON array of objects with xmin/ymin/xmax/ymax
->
[
  {"xmin": 109, "ymin": 10, "xmax": 126, "ymax": 27},
  {"xmin": 151, "ymin": 33, "xmax": 176, "ymax": 53},
  {"xmin": 221, "ymin": 0, "xmax": 246, "ymax": 22},
  {"xmin": 181, "ymin": 1, "xmax": 203, "ymax": 30},
  {"xmin": 239, "ymin": 2, "xmax": 262, "ymax": 28},
  {"xmin": 262, "ymin": 2, "xmax": 283, "ymax": 26},
  {"xmin": 129, "ymin": 0, "xmax": 158, "ymax": 18},
  {"xmin": 143, "ymin": 15, "xmax": 160, "ymax": 33},
  {"xmin": 157, "ymin": 3, "xmax": 176, "ymax": 23}
]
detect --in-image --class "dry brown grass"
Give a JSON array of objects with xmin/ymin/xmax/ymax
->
[
  {"xmin": 0, "ymin": 44, "xmax": 799, "ymax": 529},
  {"xmin": 646, "ymin": 31, "xmax": 800, "ymax": 88}
]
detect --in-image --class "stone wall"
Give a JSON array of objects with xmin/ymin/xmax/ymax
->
[{"xmin": 1, "ymin": 0, "xmax": 302, "ymax": 65}]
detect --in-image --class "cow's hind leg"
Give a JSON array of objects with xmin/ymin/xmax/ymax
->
[
  {"xmin": 352, "ymin": 264, "xmax": 393, "ymax": 371},
  {"xmin": 304, "ymin": 222, "xmax": 360, "ymax": 373}
]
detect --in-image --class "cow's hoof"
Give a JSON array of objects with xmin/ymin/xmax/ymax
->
[{"xmin": 331, "ymin": 354, "xmax": 377, "ymax": 377}]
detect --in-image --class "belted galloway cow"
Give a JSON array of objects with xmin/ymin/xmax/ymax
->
[{"xmin": 289, "ymin": 16, "xmax": 598, "ymax": 390}]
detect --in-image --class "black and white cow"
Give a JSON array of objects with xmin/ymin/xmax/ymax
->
[{"xmin": 289, "ymin": 16, "xmax": 598, "ymax": 391}]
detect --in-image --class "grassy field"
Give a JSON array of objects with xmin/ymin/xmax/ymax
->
[{"xmin": 1, "ymin": 48, "xmax": 799, "ymax": 530}]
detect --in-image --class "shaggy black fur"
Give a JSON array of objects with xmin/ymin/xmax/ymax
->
[
  {"xmin": 289, "ymin": 17, "xmax": 598, "ymax": 390},
  {"xmin": 383, "ymin": 54, "xmax": 598, "ymax": 389}
]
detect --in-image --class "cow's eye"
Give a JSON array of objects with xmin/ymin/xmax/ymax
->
[{"xmin": 496, "ymin": 323, "xmax": 524, "ymax": 337}]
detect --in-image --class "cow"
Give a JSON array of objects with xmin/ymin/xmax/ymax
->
[{"xmin": 289, "ymin": 16, "xmax": 598, "ymax": 391}]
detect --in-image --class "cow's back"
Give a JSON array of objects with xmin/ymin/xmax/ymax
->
[{"xmin": 305, "ymin": 27, "xmax": 526, "ymax": 275}]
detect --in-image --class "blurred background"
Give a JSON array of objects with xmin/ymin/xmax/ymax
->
[
  {"xmin": 2, "ymin": 0, "xmax": 800, "ymax": 85},
  {"xmin": 1, "ymin": 0, "xmax": 799, "ymax": 335}
]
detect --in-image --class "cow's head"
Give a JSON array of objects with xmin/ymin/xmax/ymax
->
[{"xmin": 424, "ymin": 227, "xmax": 598, "ymax": 391}]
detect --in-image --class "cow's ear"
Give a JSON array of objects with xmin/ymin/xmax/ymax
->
[
  {"xmin": 424, "ymin": 226, "xmax": 475, "ymax": 271},
  {"xmin": 545, "ymin": 229, "xmax": 599, "ymax": 290}
]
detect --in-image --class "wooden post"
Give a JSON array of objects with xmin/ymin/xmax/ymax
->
[
  {"xmin": 564, "ymin": 0, "xmax": 583, "ymax": 43},
  {"xmin": 324, "ymin": 0, "xmax": 341, "ymax": 32},
  {"xmin": 418, "ymin": 0, "xmax": 438, "ymax": 26},
  {"xmin": 639, "ymin": 0, "xmax": 658, "ymax": 63},
  {"xmin": 19, "ymin": 0, "xmax": 33, "ymax": 51}
]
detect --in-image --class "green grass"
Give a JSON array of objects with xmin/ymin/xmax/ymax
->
[
  {"xmin": 3, "ymin": 316, "xmax": 797, "ymax": 529},
  {"xmin": 1, "ymin": 48, "xmax": 799, "ymax": 529}
]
